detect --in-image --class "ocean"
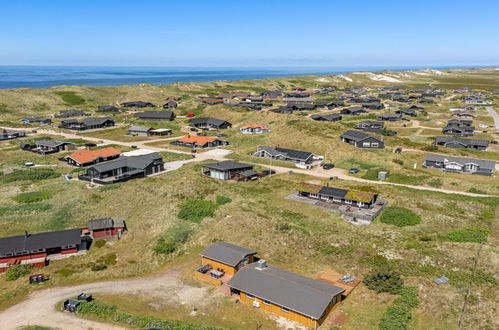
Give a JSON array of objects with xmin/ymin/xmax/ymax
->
[{"xmin": 0, "ymin": 65, "xmax": 482, "ymax": 89}]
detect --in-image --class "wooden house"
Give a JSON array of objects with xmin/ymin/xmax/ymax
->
[
  {"xmin": 240, "ymin": 124, "xmax": 270, "ymax": 134},
  {"xmin": 202, "ymin": 161, "xmax": 257, "ymax": 181},
  {"xmin": 189, "ymin": 118, "xmax": 232, "ymax": 129},
  {"xmin": 434, "ymin": 136, "xmax": 489, "ymax": 150},
  {"xmin": 340, "ymin": 130, "xmax": 384, "ymax": 149},
  {"xmin": 340, "ymin": 106, "xmax": 366, "ymax": 115},
  {"xmin": 253, "ymin": 146, "xmax": 324, "ymax": 167},
  {"xmin": 120, "ymin": 101, "xmax": 156, "ymax": 108},
  {"xmin": 310, "ymin": 114, "xmax": 342, "ymax": 122},
  {"xmin": 87, "ymin": 218, "xmax": 127, "ymax": 240},
  {"xmin": 65, "ymin": 147, "xmax": 122, "ymax": 167},
  {"xmin": 0, "ymin": 129, "xmax": 26, "ymax": 141},
  {"xmin": 171, "ymin": 135, "xmax": 228, "ymax": 148},
  {"xmin": 134, "ymin": 111, "xmax": 176, "ymax": 121},
  {"xmin": 54, "ymin": 110, "xmax": 89, "ymax": 118},
  {"xmin": 97, "ymin": 105, "xmax": 119, "ymax": 112},
  {"xmin": 58, "ymin": 117, "xmax": 115, "ymax": 130},
  {"xmin": 298, "ymin": 185, "xmax": 379, "ymax": 209},
  {"xmin": 199, "ymin": 242, "xmax": 257, "ymax": 276},
  {"xmin": 128, "ymin": 125, "xmax": 172, "ymax": 136},
  {"xmin": 423, "ymin": 154, "xmax": 495, "ymax": 176}
]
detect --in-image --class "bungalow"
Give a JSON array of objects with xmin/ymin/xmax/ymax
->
[
  {"xmin": 58, "ymin": 117, "xmax": 115, "ymax": 130},
  {"xmin": 419, "ymin": 98, "xmax": 435, "ymax": 104},
  {"xmin": 283, "ymin": 97, "xmax": 314, "ymax": 105},
  {"xmin": 452, "ymin": 111, "xmax": 476, "ymax": 119},
  {"xmin": 377, "ymin": 113, "xmax": 403, "ymax": 121},
  {"xmin": 407, "ymin": 104, "xmax": 424, "ymax": 110},
  {"xmin": 128, "ymin": 125, "xmax": 172, "ymax": 136},
  {"xmin": 87, "ymin": 218, "xmax": 127, "ymax": 240},
  {"xmin": 443, "ymin": 120, "xmax": 474, "ymax": 136},
  {"xmin": 97, "ymin": 105, "xmax": 119, "ymax": 112},
  {"xmin": 340, "ymin": 106, "xmax": 366, "ymax": 116},
  {"xmin": 199, "ymin": 241, "xmax": 257, "ymax": 276},
  {"xmin": 240, "ymin": 124, "xmax": 271, "ymax": 134},
  {"xmin": 362, "ymin": 102, "xmax": 385, "ymax": 110},
  {"xmin": 310, "ymin": 114, "xmax": 342, "ymax": 122},
  {"xmin": 0, "ymin": 129, "xmax": 25, "ymax": 141},
  {"xmin": 254, "ymin": 146, "xmax": 323, "ymax": 168},
  {"xmin": 354, "ymin": 121, "xmax": 384, "ymax": 129},
  {"xmin": 21, "ymin": 117, "xmax": 52, "ymax": 125},
  {"xmin": 134, "ymin": 111, "xmax": 176, "ymax": 121},
  {"xmin": 202, "ymin": 161, "xmax": 257, "ymax": 181},
  {"xmin": 396, "ymin": 109, "xmax": 417, "ymax": 117},
  {"xmin": 327, "ymin": 100, "xmax": 346, "ymax": 109},
  {"xmin": 434, "ymin": 136, "xmax": 489, "ymax": 150},
  {"xmin": 65, "ymin": 147, "xmax": 122, "ymax": 167},
  {"xmin": 199, "ymin": 96, "xmax": 224, "ymax": 105},
  {"xmin": 120, "ymin": 101, "xmax": 156, "ymax": 108},
  {"xmin": 171, "ymin": 135, "xmax": 228, "ymax": 148},
  {"xmin": 392, "ymin": 96, "xmax": 410, "ymax": 102},
  {"xmin": 54, "ymin": 109, "xmax": 89, "ymax": 118},
  {"xmin": 298, "ymin": 185, "xmax": 379, "ymax": 209},
  {"xmin": 0, "ymin": 228, "xmax": 86, "ymax": 272},
  {"xmin": 423, "ymin": 154, "xmax": 495, "ymax": 176},
  {"xmin": 340, "ymin": 130, "xmax": 384, "ymax": 149},
  {"xmin": 261, "ymin": 89, "xmax": 283, "ymax": 100},
  {"xmin": 23, "ymin": 139, "xmax": 75, "ymax": 155},
  {"xmin": 227, "ymin": 260, "xmax": 345, "ymax": 329},
  {"xmin": 78, "ymin": 152, "xmax": 165, "ymax": 184},
  {"xmin": 189, "ymin": 117, "xmax": 232, "ymax": 129},
  {"xmin": 162, "ymin": 101, "xmax": 178, "ymax": 109}
]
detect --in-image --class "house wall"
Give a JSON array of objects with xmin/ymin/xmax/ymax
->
[{"xmin": 201, "ymin": 257, "xmax": 238, "ymax": 275}]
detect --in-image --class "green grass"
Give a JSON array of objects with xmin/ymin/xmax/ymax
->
[
  {"xmin": 0, "ymin": 168, "xmax": 59, "ymax": 183},
  {"xmin": 5, "ymin": 264, "xmax": 33, "ymax": 281},
  {"xmin": 379, "ymin": 206, "xmax": 422, "ymax": 227},
  {"xmin": 177, "ymin": 199, "xmax": 218, "ymax": 223},
  {"xmin": 446, "ymin": 227, "xmax": 489, "ymax": 243},
  {"xmin": 153, "ymin": 222, "xmax": 193, "ymax": 255},
  {"xmin": 379, "ymin": 286, "xmax": 419, "ymax": 330},
  {"xmin": 12, "ymin": 191, "xmax": 53, "ymax": 204},
  {"xmin": 52, "ymin": 91, "xmax": 85, "ymax": 105}
]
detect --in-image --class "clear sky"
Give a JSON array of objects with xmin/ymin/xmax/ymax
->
[{"xmin": 1, "ymin": 0, "xmax": 498, "ymax": 67}]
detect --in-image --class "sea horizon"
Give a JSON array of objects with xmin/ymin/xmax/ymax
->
[{"xmin": 0, "ymin": 64, "xmax": 495, "ymax": 89}]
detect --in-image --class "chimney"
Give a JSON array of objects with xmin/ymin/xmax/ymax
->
[
  {"xmin": 255, "ymin": 259, "xmax": 268, "ymax": 270},
  {"xmin": 24, "ymin": 231, "xmax": 29, "ymax": 239}
]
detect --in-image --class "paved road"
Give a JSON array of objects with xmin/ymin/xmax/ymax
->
[{"xmin": 485, "ymin": 106, "xmax": 499, "ymax": 132}]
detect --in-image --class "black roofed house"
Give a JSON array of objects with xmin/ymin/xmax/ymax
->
[
  {"xmin": 396, "ymin": 109, "xmax": 417, "ymax": 117},
  {"xmin": 0, "ymin": 228, "xmax": 85, "ymax": 272},
  {"xmin": 377, "ymin": 113, "xmax": 403, "ymax": 121},
  {"xmin": 423, "ymin": 154, "xmax": 495, "ymax": 176},
  {"xmin": 120, "ymin": 101, "xmax": 156, "ymax": 108},
  {"xmin": 78, "ymin": 152, "xmax": 165, "ymax": 184},
  {"xmin": 443, "ymin": 119, "xmax": 474, "ymax": 136},
  {"xmin": 21, "ymin": 117, "xmax": 52, "ymax": 125},
  {"xmin": 299, "ymin": 185, "xmax": 379, "ymax": 209},
  {"xmin": 134, "ymin": 111, "xmax": 176, "ymax": 121},
  {"xmin": 162, "ymin": 100, "xmax": 178, "ymax": 109},
  {"xmin": 54, "ymin": 109, "xmax": 89, "ymax": 118},
  {"xmin": 434, "ymin": 136, "xmax": 489, "ymax": 150},
  {"xmin": 354, "ymin": 121, "xmax": 384, "ymax": 129},
  {"xmin": 227, "ymin": 259, "xmax": 345, "ymax": 329},
  {"xmin": 254, "ymin": 146, "xmax": 324, "ymax": 168},
  {"xmin": 0, "ymin": 129, "xmax": 26, "ymax": 141},
  {"xmin": 310, "ymin": 114, "xmax": 342, "ymax": 122},
  {"xmin": 189, "ymin": 117, "xmax": 232, "ymax": 129},
  {"xmin": 340, "ymin": 106, "xmax": 366, "ymax": 116},
  {"xmin": 261, "ymin": 89, "xmax": 284, "ymax": 100},
  {"xmin": 407, "ymin": 104, "xmax": 424, "ymax": 110},
  {"xmin": 202, "ymin": 161, "xmax": 257, "ymax": 181},
  {"xmin": 87, "ymin": 218, "xmax": 127, "ymax": 240},
  {"xmin": 283, "ymin": 96, "xmax": 314, "ymax": 105},
  {"xmin": 127, "ymin": 125, "xmax": 172, "ymax": 136},
  {"xmin": 452, "ymin": 111, "xmax": 476, "ymax": 119},
  {"xmin": 270, "ymin": 106, "xmax": 295, "ymax": 114},
  {"xmin": 340, "ymin": 130, "xmax": 384, "ymax": 149},
  {"xmin": 419, "ymin": 98, "xmax": 435, "ymax": 104},
  {"xmin": 31, "ymin": 139, "xmax": 75, "ymax": 154},
  {"xmin": 327, "ymin": 100, "xmax": 345, "ymax": 109},
  {"xmin": 392, "ymin": 96, "xmax": 410, "ymax": 102},
  {"xmin": 58, "ymin": 117, "xmax": 115, "ymax": 130},
  {"xmin": 362, "ymin": 102, "xmax": 384, "ymax": 110},
  {"xmin": 97, "ymin": 105, "xmax": 119, "ymax": 112}
]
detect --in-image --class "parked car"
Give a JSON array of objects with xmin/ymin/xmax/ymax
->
[
  {"xmin": 191, "ymin": 149, "xmax": 197, "ymax": 153},
  {"xmin": 197, "ymin": 132, "xmax": 207, "ymax": 136},
  {"xmin": 217, "ymin": 133, "xmax": 227, "ymax": 137},
  {"xmin": 131, "ymin": 145, "xmax": 138, "ymax": 149},
  {"xmin": 24, "ymin": 162, "xmax": 34, "ymax": 167},
  {"xmin": 349, "ymin": 168, "xmax": 360, "ymax": 174},
  {"xmin": 322, "ymin": 163, "xmax": 334, "ymax": 170},
  {"xmin": 85, "ymin": 143, "xmax": 97, "ymax": 147},
  {"xmin": 190, "ymin": 127, "xmax": 198, "ymax": 132},
  {"xmin": 478, "ymin": 124, "xmax": 488, "ymax": 128},
  {"xmin": 394, "ymin": 148, "xmax": 402, "ymax": 153}
]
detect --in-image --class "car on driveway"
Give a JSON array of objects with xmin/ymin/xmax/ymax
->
[
  {"xmin": 349, "ymin": 168, "xmax": 360, "ymax": 174},
  {"xmin": 322, "ymin": 163, "xmax": 334, "ymax": 170}
]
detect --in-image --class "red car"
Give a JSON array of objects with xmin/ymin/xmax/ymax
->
[{"xmin": 187, "ymin": 112, "xmax": 195, "ymax": 117}]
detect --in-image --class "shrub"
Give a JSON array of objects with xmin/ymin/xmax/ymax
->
[
  {"xmin": 177, "ymin": 199, "xmax": 218, "ymax": 223},
  {"xmin": 13, "ymin": 191, "xmax": 53, "ymax": 204},
  {"xmin": 0, "ymin": 202, "xmax": 52, "ymax": 216},
  {"xmin": 216, "ymin": 195, "xmax": 232, "ymax": 205},
  {"xmin": 94, "ymin": 240, "xmax": 106, "ymax": 248},
  {"xmin": 421, "ymin": 145, "xmax": 438, "ymax": 152},
  {"xmin": 467, "ymin": 188, "xmax": 487, "ymax": 195},
  {"xmin": 392, "ymin": 159, "xmax": 404, "ymax": 165},
  {"xmin": 153, "ymin": 223, "xmax": 193, "ymax": 254},
  {"xmin": 446, "ymin": 227, "xmax": 489, "ymax": 243},
  {"xmin": 365, "ymin": 269, "xmax": 404, "ymax": 294},
  {"xmin": 53, "ymin": 91, "xmax": 85, "ymax": 105},
  {"xmin": 0, "ymin": 169, "xmax": 59, "ymax": 183},
  {"xmin": 427, "ymin": 179, "xmax": 442, "ymax": 188},
  {"xmin": 90, "ymin": 264, "xmax": 107, "ymax": 271},
  {"xmin": 379, "ymin": 206, "xmax": 421, "ymax": 227},
  {"xmin": 379, "ymin": 286, "xmax": 419, "ymax": 330},
  {"xmin": 6, "ymin": 264, "xmax": 33, "ymax": 281}
]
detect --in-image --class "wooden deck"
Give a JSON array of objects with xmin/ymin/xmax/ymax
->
[{"xmin": 316, "ymin": 269, "xmax": 361, "ymax": 297}]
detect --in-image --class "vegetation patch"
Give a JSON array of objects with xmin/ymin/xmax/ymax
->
[
  {"xmin": 446, "ymin": 227, "xmax": 489, "ymax": 243},
  {"xmin": 215, "ymin": 195, "xmax": 232, "ymax": 205},
  {"xmin": 364, "ymin": 269, "xmax": 404, "ymax": 294},
  {"xmin": 379, "ymin": 206, "xmax": 421, "ymax": 227},
  {"xmin": 467, "ymin": 187, "xmax": 487, "ymax": 195},
  {"xmin": 0, "ymin": 202, "xmax": 52, "ymax": 216},
  {"xmin": 379, "ymin": 286, "xmax": 419, "ymax": 330},
  {"xmin": 154, "ymin": 222, "xmax": 193, "ymax": 255},
  {"xmin": 52, "ymin": 91, "xmax": 85, "ymax": 105},
  {"xmin": 77, "ymin": 299, "xmax": 220, "ymax": 329},
  {"xmin": 5, "ymin": 264, "xmax": 33, "ymax": 281},
  {"xmin": 94, "ymin": 240, "xmax": 106, "ymax": 248},
  {"xmin": 177, "ymin": 199, "xmax": 218, "ymax": 223},
  {"xmin": 0, "ymin": 169, "xmax": 59, "ymax": 183},
  {"xmin": 12, "ymin": 191, "xmax": 53, "ymax": 204}
]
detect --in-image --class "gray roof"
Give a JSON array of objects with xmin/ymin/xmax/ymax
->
[
  {"xmin": 239, "ymin": 169, "xmax": 258, "ymax": 177},
  {"xmin": 189, "ymin": 117, "xmax": 230, "ymax": 127},
  {"xmin": 0, "ymin": 229, "xmax": 81, "ymax": 256},
  {"xmin": 435, "ymin": 136, "xmax": 489, "ymax": 147},
  {"xmin": 90, "ymin": 153, "xmax": 162, "ymax": 173},
  {"xmin": 36, "ymin": 139, "xmax": 73, "ymax": 148},
  {"xmin": 227, "ymin": 262, "xmax": 345, "ymax": 320},
  {"xmin": 82, "ymin": 117, "xmax": 113, "ymax": 126},
  {"xmin": 87, "ymin": 218, "xmax": 126, "ymax": 231},
  {"xmin": 341, "ymin": 130, "xmax": 380, "ymax": 142},
  {"xmin": 318, "ymin": 186, "xmax": 348, "ymax": 198},
  {"xmin": 425, "ymin": 154, "xmax": 495, "ymax": 170},
  {"xmin": 200, "ymin": 242, "xmax": 257, "ymax": 267},
  {"xmin": 129, "ymin": 125, "xmax": 152, "ymax": 132},
  {"xmin": 135, "ymin": 111, "xmax": 175, "ymax": 119},
  {"xmin": 311, "ymin": 114, "xmax": 341, "ymax": 121},
  {"xmin": 257, "ymin": 146, "xmax": 313, "ymax": 162},
  {"xmin": 202, "ymin": 161, "xmax": 253, "ymax": 172}
]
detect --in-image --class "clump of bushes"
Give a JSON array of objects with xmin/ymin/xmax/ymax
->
[
  {"xmin": 0, "ymin": 169, "xmax": 59, "ymax": 183},
  {"xmin": 53, "ymin": 91, "xmax": 85, "ymax": 105},
  {"xmin": 365, "ymin": 269, "xmax": 404, "ymax": 294},
  {"xmin": 0, "ymin": 202, "xmax": 52, "ymax": 216},
  {"xmin": 379, "ymin": 206, "xmax": 421, "ymax": 227},
  {"xmin": 392, "ymin": 159, "xmax": 404, "ymax": 165},
  {"xmin": 427, "ymin": 179, "xmax": 442, "ymax": 188},
  {"xmin": 467, "ymin": 188, "xmax": 487, "ymax": 195},
  {"xmin": 178, "ymin": 199, "xmax": 218, "ymax": 223},
  {"xmin": 446, "ymin": 227, "xmax": 489, "ymax": 243},
  {"xmin": 215, "ymin": 195, "xmax": 232, "ymax": 205},
  {"xmin": 94, "ymin": 240, "xmax": 106, "ymax": 248},
  {"xmin": 421, "ymin": 145, "xmax": 438, "ymax": 152},
  {"xmin": 5, "ymin": 264, "xmax": 33, "ymax": 281},
  {"xmin": 379, "ymin": 286, "xmax": 419, "ymax": 330},
  {"xmin": 13, "ymin": 191, "xmax": 53, "ymax": 204},
  {"xmin": 154, "ymin": 223, "xmax": 193, "ymax": 255}
]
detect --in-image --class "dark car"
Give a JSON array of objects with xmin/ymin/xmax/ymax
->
[
  {"xmin": 322, "ymin": 163, "xmax": 334, "ymax": 170},
  {"xmin": 191, "ymin": 149, "xmax": 197, "ymax": 153},
  {"xmin": 190, "ymin": 127, "xmax": 198, "ymax": 132},
  {"xmin": 197, "ymin": 132, "xmax": 207, "ymax": 136},
  {"xmin": 394, "ymin": 148, "xmax": 402, "ymax": 153},
  {"xmin": 217, "ymin": 133, "xmax": 227, "ymax": 137},
  {"xmin": 262, "ymin": 169, "xmax": 276, "ymax": 176},
  {"xmin": 131, "ymin": 145, "xmax": 138, "ymax": 149},
  {"xmin": 85, "ymin": 143, "xmax": 97, "ymax": 147},
  {"xmin": 349, "ymin": 168, "xmax": 360, "ymax": 174}
]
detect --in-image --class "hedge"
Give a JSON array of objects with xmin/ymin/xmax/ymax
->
[{"xmin": 365, "ymin": 269, "xmax": 404, "ymax": 295}]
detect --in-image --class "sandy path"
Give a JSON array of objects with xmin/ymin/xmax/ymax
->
[
  {"xmin": 0, "ymin": 270, "xmax": 208, "ymax": 330},
  {"xmin": 485, "ymin": 106, "xmax": 499, "ymax": 132}
]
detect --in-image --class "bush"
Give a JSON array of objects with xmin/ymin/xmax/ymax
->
[
  {"xmin": 177, "ymin": 199, "xmax": 218, "ymax": 223},
  {"xmin": 365, "ymin": 269, "xmax": 404, "ymax": 294},
  {"xmin": 12, "ymin": 191, "xmax": 53, "ymax": 204},
  {"xmin": 380, "ymin": 206, "xmax": 421, "ymax": 227},
  {"xmin": 94, "ymin": 240, "xmax": 106, "ymax": 248},
  {"xmin": 153, "ymin": 223, "xmax": 193, "ymax": 255},
  {"xmin": 216, "ymin": 195, "xmax": 232, "ymax": 205},
  {"xmin": 6, "ymin": 264, "xmax": 33, "ymax": 281},
  {"xmin": 446, "ymin": 227, "xmax": 489, "ymax": 243},
  {"xmin": 392, "ymin": 159, "xmax": 404, "ymax": 165},
  {"xmin": 379, "ymin": 286, "xmax": 419, "ymax": 330},
  {"xmin": 0, "ymin": 169, "xmax": 59, "ymax": 183},
  {"xmin": 427, "ymin": 179, "xmax": 442, "ymax": 188},
  {"xmin": 0, "ymin": 202, "xmax": 52, "ymax": 216},
  {"xmin": 53, "ymin": 91, "xmax": 85, "ymax": 105},
  {"xmin": 90, "ymin": 264, "xmax": 107, "ymax": 271},
  {"xmin": 421, "ymin": 145, "xmax": 438, "ymax": 152},
  {"xmin": 467, "ymin": 188, "xmax": 487, "ymax": 195}
]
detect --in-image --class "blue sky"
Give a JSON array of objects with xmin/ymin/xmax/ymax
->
[{"xmin": 1, "ymin": 0, "xmax": 498, "ymax": 67}]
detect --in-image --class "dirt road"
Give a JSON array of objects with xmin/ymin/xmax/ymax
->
[
  {"xmin": 485, "ymin": 106, "xmax": 499, "ymax": 132},
  {"xmin": 0, "ymin": 270, "xmax": 209, "ymax": 330}
]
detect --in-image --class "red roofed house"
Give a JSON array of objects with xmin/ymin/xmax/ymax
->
[
  {"xmin": 240, "ymin": 124, "xmax": 271, "ymax": 134},
  {"xmin": 65, "ymin": 147, "xmax": 122, "ymax": 167},
  {"xmin": 170, "ymin": 135, "xmax": 228, "ymax": 148}
]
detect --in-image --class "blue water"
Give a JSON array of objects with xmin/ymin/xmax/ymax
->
[{"xmin": 0, "ymin": 65, "xmax": 486, "ymax": 89}]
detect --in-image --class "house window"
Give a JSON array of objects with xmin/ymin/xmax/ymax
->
[
  {"xmin": 362, "ymin": 142, "xmax": 371, "ymax": 147},
  {"xmin": 246, "ymin": 294, "xmax": 255, "ymax": 300},
  {"xmin": 344, "ymin": 199, "xmax": 352, "ymax": 204},
  {"xmin": 371, "ymin": 143, "xmax": 379, "ymax": 148},
  {"xmin": 333, "ymin": 197, "xmax": 341, "ymax": 202},
  {"xmin": 263, "ymin": 300, "xmax": 272, "ymax": 306},
  {"xmin": 281, "ymin": 307, "xmax": 290, "ymax": 313},
  {"xmin": 332, "ymin": 295, "xmax": 338, "ymax": 305}
]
